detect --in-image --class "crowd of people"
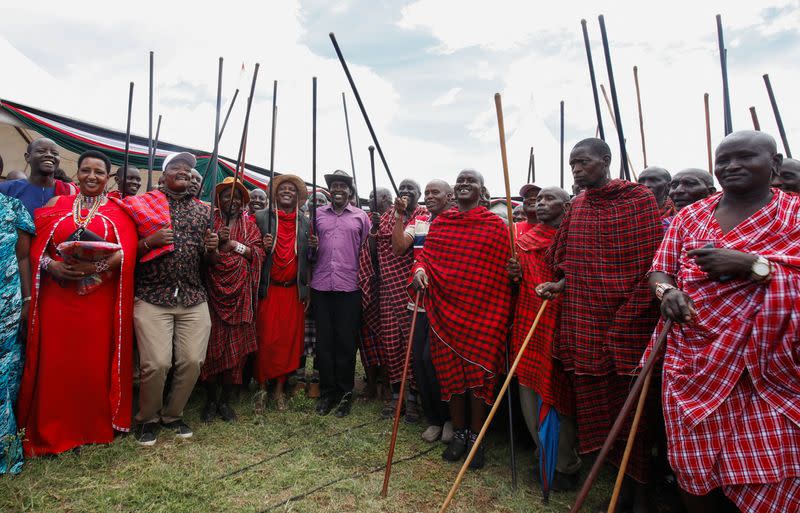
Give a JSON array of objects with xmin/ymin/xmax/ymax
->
[{"xmin": 0, "ymin": 130, "xmax": 798, "ymax": 513}]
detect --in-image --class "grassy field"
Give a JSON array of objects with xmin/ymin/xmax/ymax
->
[{"xmin": 0, "ymin": 382, "xmax": 616, "ymax": 513}]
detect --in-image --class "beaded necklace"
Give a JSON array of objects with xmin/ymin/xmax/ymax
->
[{"xmin": 72, "ymin": 193, "xmax": 106, "ymax": 227}]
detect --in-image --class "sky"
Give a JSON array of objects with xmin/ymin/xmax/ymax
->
[{"xmin": 1, "ymin": 0, "xmax": 798, "ymax": 195}]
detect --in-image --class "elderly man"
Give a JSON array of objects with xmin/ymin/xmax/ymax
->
[
  {"xmin": 312, "ymin": 170, "xmax": 371, "ymax": 418},
  {"xmin": 648, "ymin": 131, "xmax": 800, "ymax": 513},
  {"xmin": 669, "ymin": 169, "xmax": 716, "ymax": 211},
  {"xmin": 539, "ymin": 138, "xmax": 662, "ymax": 508},
  {"xmin": 109, "ymin": 166, "xmax": 142, "ymax": 198},
  {"xmin": 123, "ymin": 152, "xmax": 219, "ymax": 445},
  {"xmin": 0, "ymin": 138, "xmax": 76, "ymax": 215},
  {"xmin": 515, "ymin": 183, "xmax": 541, "ymax": 236},
  {"xmin": 771, "ymin": 157, "xmax": 800, "ymax": 194},
  {"xmin": 638, "ymin": 166, "xmax": 676, "ymax": 221},
  {"xmin": 411, "ymin": 169, "xmax": 512, "ymax": 469}
]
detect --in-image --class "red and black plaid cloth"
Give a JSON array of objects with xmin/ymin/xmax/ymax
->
[
  {"xmin": 546, "ymin": 179, "xmax": 662, "ymax": 375},
  {"xmin": 357, "ymin": 239, "xmax": 382, "ymax": 368},
  {"xmin": 512, "ymin": 224, "xmax": 573, "ymax": 417},
  {"xmin": 121, "ymin": 189, "xmax": 174, "ymax": 262},
  {"xmin": 201, "ymin": 212, "xmax": 265, "ymax": 381},
  {"xmin": 643, "ymin": 190, "xmax": 800, "ymax": 508},
  {"xmin": 412, "ymin": 206, "xmax": 513, "ymax": 404},
  {"xmin": 377, "ymin": 205, "xmax": 427, "ymax": 384},
  {"xmin": 659, "ymin": 196, "xmax": 677, "ymax": 219}
]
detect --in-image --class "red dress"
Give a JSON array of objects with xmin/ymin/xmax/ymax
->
[
  {"xmin": 255, "ymin": 210, "xmax": 305, "ymax": 382},
  {"xmin": 16, "ymin": 195, "xmax": 137, "ymax": 457}
]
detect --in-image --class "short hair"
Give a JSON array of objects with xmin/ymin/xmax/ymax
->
[
  {"xmin": 77, "ymin": 150, "xmax": 112, "ymax": 173},
  {"xmin": 573, "ymin": 138, "xmax": 612, "ymax": 159}
]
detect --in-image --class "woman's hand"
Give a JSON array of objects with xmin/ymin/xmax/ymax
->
[{"xmin": 47, "ymin": 260, "xmax": 86, "ymax": 281}]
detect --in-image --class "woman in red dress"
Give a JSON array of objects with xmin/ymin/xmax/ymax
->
[{"xmin": 16, "ymin": 150, "xmax": 138, "ymax": 457}]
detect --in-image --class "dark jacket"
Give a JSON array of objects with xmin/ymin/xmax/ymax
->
[{"xmin": 254, "ymin": 208, "xmax": 311, "ymax": 301}]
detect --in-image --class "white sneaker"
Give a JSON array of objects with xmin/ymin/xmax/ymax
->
[
  {"xmin": 421, "ymin": 425, "xmax": 443, "ymax": 443},
  {"xmin": 441, "ymin": 421, "xmax": 454, "ymax": 444}
]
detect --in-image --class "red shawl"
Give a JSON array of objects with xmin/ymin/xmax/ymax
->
[
  {"xmin": 547, "ymin": 179, "xmax": 662, "ymax": 375},
  {"xmin": 513, "ymin": 224, "xmax": 573, "ymax": 416},
  {"xmin": 357, "ymin": 237, "xmax": 383, "ymax": 367},
  {"xmin": 120, "ymin": 189, "xmax": 174, "ymax": 262},
  {"xmin": 208, "ymin": 211, "xmax": 264, "ymax": 326},
  {"xmin": 412, "ymin": 206, "xmax": 513, "ymax": 375},
  {"xmin": 659, "ymin": 196, "xmax": 678, "ymax": 219},
  {"xmin": 645, "ymin": 189, "xmax": 800, "ymax": 429},
  {"xmin": 18, "ymin": 195, "xmax": 138, "ymax": 432}
]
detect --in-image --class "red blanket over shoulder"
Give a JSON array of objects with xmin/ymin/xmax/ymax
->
[{"xmin": 121, "ymin": 189, "xmax": 174, "ymax": 262}]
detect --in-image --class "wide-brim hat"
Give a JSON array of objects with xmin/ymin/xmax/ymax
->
[
  {"xmin": 162, "ymin": 151, "xmax": 197, "ymax": 172},
  {"xmin": 519, "ymin": 183, "xmax": 542, "ymax": 199},
  {"xmin": 324, "ymin": 169, "xmax": 355, "ymax": 194},
  {"xmin": 215, "ymin": 177, "xmax": 250, "ymax": 206},
  {"xmin": 269, "ymin": 173, "xmax": 308, "ymax": 204}
]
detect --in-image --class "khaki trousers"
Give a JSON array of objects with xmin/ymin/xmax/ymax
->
[{"xmin": 133, "ymin": 299, "xmax": 211, "ymax": 424}]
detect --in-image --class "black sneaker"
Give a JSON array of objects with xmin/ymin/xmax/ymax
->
[
  {"xmin": 442, "ymin": 428, "xmax": 468, "ymax": 462},
  {"xmin": 135, "ymin": 422, "xmax": 159, "ymax": 446},
  {"xmin": 161, "ymin": 419, "xmax": 193, "ymax": 439},
  {"xmin": 315, "ymin": 396, "xmax": 335, "ymax": 416},
  {"xmin": 334, "ymin": 393, "xmax": 353, "ymax": 418},
  {"xmin": 467, "ymin": 431, "xmax": 485, "ymax": 470}
]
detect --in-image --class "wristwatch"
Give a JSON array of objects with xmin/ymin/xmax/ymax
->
[
  {"xmin": 655, "ymin": 282, "xmax": 677, "ymax": 301},
  {"xmin": 751, "ymin": 255, "xmax": 772, "ymax": 282}
]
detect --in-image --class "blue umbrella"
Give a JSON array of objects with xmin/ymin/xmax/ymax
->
[{"xmin": 537, "ymin": 395, "xmax": 560, "ymax": 503}]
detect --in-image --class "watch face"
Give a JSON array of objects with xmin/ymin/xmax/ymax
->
[{"xmin": 754, "ymin": 262, "xmax": 770, "ymax": 277}]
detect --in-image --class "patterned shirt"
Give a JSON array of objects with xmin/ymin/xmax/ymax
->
[
  {"xmin": 135, "ymin": 192, "xmax": 210, "ymax": 307},
  {"xmin": 310, "ymin": 203, "xmax": 371, "ymax": 292}
]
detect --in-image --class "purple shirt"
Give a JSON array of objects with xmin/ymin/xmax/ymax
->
[{"xmin": 310, "ymin": 203, "xmax": 371, "ymax": 292}]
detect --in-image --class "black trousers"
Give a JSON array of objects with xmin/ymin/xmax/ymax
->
[
  {"xmin": 412, "ymin": 312, "xmax": 449, "ymax": 426},
  {"xmin": 312, "ymin": 289, "xmax": 361, "ymax": 400}
]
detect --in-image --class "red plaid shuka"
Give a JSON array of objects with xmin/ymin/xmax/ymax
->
[
  {"xmin": 377, "ymin": 205, "xmax": 427, "ymax": 384},
  {"xmin": 357, "ymin": 239, "xmax": 382, "ymax": 368},
  {"xmin": 643, "ymin": 190, "xmax": 800, "ymax": 510},
  {"xmin": 659, "ymin": 196, "xmax": 677, "ymax": 219},
  {"xmin": 512, "ymin": 224, "xmax": 573, "ymax": 417},
  {"xmin": 121, "ymin": 189, "xmax": 174, "ymax": 262},
  {"xmin": 412, "ymin": 206, "xmax": 513, "ymax": 404},
  {"xmin": 546, "ymin": 179, "xmax": 662, "ymax": 375},
  {"xmin": 201, "ymin": 212, "xmax": 265, "ymax": 382}
]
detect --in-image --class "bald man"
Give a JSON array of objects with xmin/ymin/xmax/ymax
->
[
  {"xmin": 638, "ymin": 166, "xmax": 676, "ymax": 220},
  {"xmin": 771, "ymin": 157, "xmax": 800, "ymax": 194},
  {"xmin": 648, "ymin": 131, "xmax": 800, "ymax": 513},
  {"xmin": 669, "ymin": 169, "xmax": 716, "ymax": 211},
  {"xmin": 248, "ymin": 189, "xmax": 268, "ymax": 217}
]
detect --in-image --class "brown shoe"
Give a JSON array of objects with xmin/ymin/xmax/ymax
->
[{"xmin": 307, "ymin": 381, "xmax": 321, "ymax": 399}]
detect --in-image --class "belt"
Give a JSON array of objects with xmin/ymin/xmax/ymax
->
[{"xmin": 270, "ymin": 279, "xmax": 297, "ymax": 287}]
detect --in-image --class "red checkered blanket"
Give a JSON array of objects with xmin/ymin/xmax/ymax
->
[{"xmin": 120, "ymin": 189, "xmax": 174, "ymax": 262}]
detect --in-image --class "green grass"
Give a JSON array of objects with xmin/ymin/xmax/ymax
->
[{"xmin": 0, "ymin": 385, "xmax": 615, "ymax": 513}]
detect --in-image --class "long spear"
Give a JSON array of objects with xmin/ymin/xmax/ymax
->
[
  {"xmin": 311, "ymin": 76, "xmax": 318, "ymax": 232},
  {"xmin": 598, "ymin": 15, "xmax": 630, "ymax": 181},
  {"xmin": 600, "ymin": 84, "xmax": 637, "ymax": 180},
  {"xmin": 633, "ymin": 66, "xmax": 647, "ymax": 167},
  {"xmin": 218, "ymin": 88, "xmax": 239, "ymax": 141},
  {"xmin": 581, "ymin": 19, "xmax": 605, "ymax": 140},
  {"xmin": 267, "ymin": 80, "xmax": 278, "ymax": 232},
  {"xmin": 227, "ymin": 63, "xmax": 260, "ymax": 220},
  {"xmin": 763, "ymin": 74, "xmax": 792, "ymax": 158},
  {"xmin": 704, "ymin": 93, "xmax": 713, "ymax": 182},
  {"xmin": 120, "ymin": 81, "xmax": 134, "ymax": 198},
  {"xmin": 527, "ymin": 146, "xmax": 535, "ymax": 183},
  {"xmin": 560, "ymin": 100, "xmax": 565, "ymax": 189},
  {"xmin": 151, "ymin": 114, "xmax": 162, "ymax": 170},
  {"xmin": 369, "ymin": 146, "xmax": 377, "ymax": 215},
  {"xmin": 205, "ymin": 59, "xmax": 224, "ymax": 229},
  {"xmin": 716, "ymin": 15, "xmax": 733, "ymax": 135},
  {"xmin": 342, "ymin": 92, "xmax": 359, "ymax": 203},
  {"xmin": 146, "ymin": 51, "xmax": 155, "ymax": 191},
  {"xmin": 749, "ymin": 107, "xmax": 761, "ymax": 131},
  {"xmin": 329, "ymin": 32, "xmax": 399, "ymax": 196}
]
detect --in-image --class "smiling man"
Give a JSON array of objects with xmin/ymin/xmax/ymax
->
[
  {"xmin": 109, "ymin": 165, "xmax": 142, "ymax": 198},
  {"xmin": 647, "ymin": 131, "xmax": 800, "ymax": 513},
  {"xmin": 247, "ymin": 188, "xmax": 268, "ymax": 218},
  {"xmin": 0, "ymin": 138, "xmax": 77, "ymax": 215},
  {"xmin": 668, "ymin": 168, "xmax": 716, "ymax": 211},
  {"xmin": 538, "ymin": 138, "xmax": 662, "ymax": 509},
  {"xmin": 411, "ymin": 169, "xmax": 513, "ymax": 469}
]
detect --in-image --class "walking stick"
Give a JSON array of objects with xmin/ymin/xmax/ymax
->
[
  {"xmin": 146, "ymin": 51, "xmax": 155, "ymax": 191},
  {"xmin": 600, "ymin": 85, "xmax": 637, "ymax": 181},
  {"xmin": 267, "ymin": 80, "xmax": 278, "ymax": 232},
  {"xmin": 381, "ymin": 291, "xmax": 422, "ymax": 498},
  {"xmin": 528, "ymin": 146, "xmax": 535, "ymax": 183},
  {"xmin": 716, "ymin": 15, "xmax": 733, "ymax": 136},
  {"xmin": 704, "ymin": 93, "xmax": 714, "ymax": 185},
  {"xmin": 311, "ymin": 76, "xmax": 318, "ymax": 233},
  {"xmin": 207, "ymin": 57, "xmax": 224, "ymax": 230},
  {"xmin": 569, "ymin": 320, "xmax": 673, "ymax": 513},
  {"xmin": 228, "ymin": 63, "xmax": 260, "ymax": 221},
  {"xmin": 763, "ymin": 74, "xmax": 792, "ymax": 158},
  {"xmin": 749, "ymin": 106, "xmax": 761, "ymax": 131},
  {"xmin": 438, "ymin": 301, "xmax": 550, "ymax": 513},
  {"xmin": 369, "ymin": 145, "xmax": 377, "ymax": 213},
  {"xmin": 560, "ymin": 100, "xmax": 565, "ymax": 189},
  {"xmin": 598, "ymin": 15, "xmax": 631, "ymax": 181},
  {"xmin": 330, "ymin": 32, "xmax": 399, "ymax": 196},
  {"xmin": 581, "ymin": 19, "xmax": 605, "ymax": 141},
  {"xmin": 120, "ymin": 81, "xmax": 134, "ymax": 198},
  {"xmin": 342, "ymin": 92, "xmax": 360, "ymax": 203},
  {"xmin": 633, "ymin": 66, "xmax": 647, "ymax": 167}
]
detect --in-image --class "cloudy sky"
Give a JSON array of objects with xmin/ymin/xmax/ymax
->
[{"xmin": 1, "ymin": 0, "xmax": 797, "ymax": 194}]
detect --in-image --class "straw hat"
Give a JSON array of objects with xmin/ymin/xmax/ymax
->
[
  {"xmin": 269, "ymin": 173, "xmax": 308, "ymax": 204},
  {"xmin": 214, "ymin": 176, "xmax": 250, "ymax": 205}
]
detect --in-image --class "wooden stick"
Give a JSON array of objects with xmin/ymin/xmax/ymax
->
[
  {"xmin": 600, "ymin": 84, "xmax": 637, "ymax": 180},
  {"xmin": 206, "ymin": 58, "xmax": 224, "ymax": 230},
  {"xmin": 704, "ymin": 93, "xmax": 714, "ymax": 184},
  {"xmin": 716, "ymin": 15, "xmax": 733, "ymax": 135},
  {"xmin": 369, "ymin": 145, "xmax": 377, "ymax": 214},
  {"xmin": 438, "ymin": 301, "xmax": 550, "ymax": 513},
  {"xmin": 381, "ymin": 291, "xmax": 422, "ymax": 498},
  {"xmin": 494, "ymin": 93, "xmax": 515, "ymax": 255},
  {"xmin": 569, "ymin": 320, "xmax": 673, "ymax": 513},
  {"xmin": 343, "ymin": 92, "xmax": 359, "ymax": 202},
  {"xmin": 146, "ymin": 51, "xmax": 155, "ymax": 191},
  {"xmin": 763, "ymin": 74, "xmax": 792, "ymax": 158},
  {"xmin": 218, "ymin": 88, "xmax": 239, "ymax": 141},
  {"xmin": 227, "ymin": 63, "xmax": 260, "ymax": 220},
  {"xmin": 598, "ymin": 15, "xmax": 631, "ymax": 181},
  {"xmin": 607, "ymin": 363, "xmax": 655, "ymax": 513},
  {"xmin": 267, "ymin": 80, "xmax": 278, "ymax": 232},
  {"xmin": 120, "ymin": 81, "xmax": 134, "ymax": 198},
  {"xmin": 311, "ymin": 77, "xmax": 318, "ymax": 232},
  {"xmin": 749, "ymin": 106, "xmax": 761, "ymax": 131},
  {"xmin": 633, "ymin": 66, "xmax": 647, "ymax": 167},
  {"xmin": 560, "ymin": 100, "xmax": 565, "ymax": 189},
  {"xmin": 330, "ymin": 33, "xmax": 399, "ymax": 196},
  {"xmin": 581, "ymin": 19, "xmax": 605, "ymax": 141}
]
